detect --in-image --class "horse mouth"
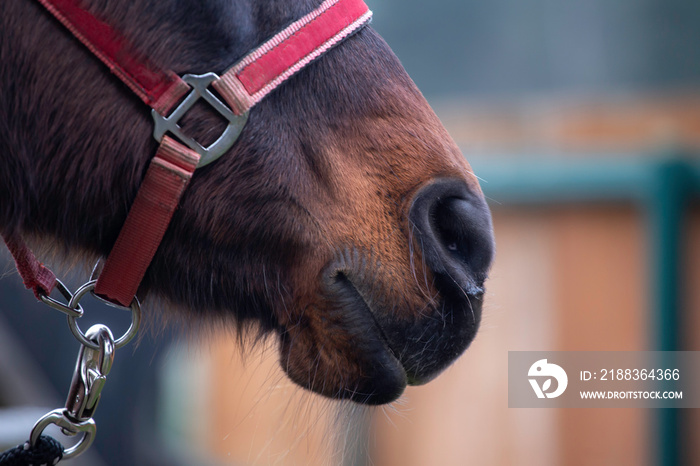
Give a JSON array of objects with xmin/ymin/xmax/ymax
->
[
  {"xmin": 277, "ymin": 246, "xmax": 484, "ymax": 405},
  {"xmin": 340, "ymin": 269, "xmax": 483, "ymax": 382},
  {"xmin": 313, "ymin": 262, "xmax": 481, "ymax": 402},
  {"xmin": 325, "ymin": 271, "xmax": 410, "ymax": 403},
  {"xmin": 334, "ymin": 271, "xmax": 404, "ymax": 365}
]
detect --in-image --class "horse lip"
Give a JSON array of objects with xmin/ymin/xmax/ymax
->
[
  {"xmin": 329, "ymin": 271, "xmax": 405, "ymax": 371},
  {"xmin": 340, "ymin": 274, "xmax": 402, "ymax": 361}
]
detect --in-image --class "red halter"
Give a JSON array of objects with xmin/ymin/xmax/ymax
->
[{"xmin": 4, "ymin": 0, "xmax": 372, "ymax": 307}]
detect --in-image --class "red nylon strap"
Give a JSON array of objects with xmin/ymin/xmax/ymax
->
[
  {"xmin": 35, "ymin": 0, "xmax": 189, "ymax": 114},
  {"xmin": 94, "ymin": 137, "xmax": 200, "ymax": 306},
  {"xmin": 214, "ymin": 0, "xmax": 372, "ymax": 115},
  {"xmin": 1, "ymin": 233, "xmax": 57, "ymax": 299}
]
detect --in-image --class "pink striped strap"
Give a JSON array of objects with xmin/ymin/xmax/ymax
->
[
  {"xmin": 213, "ymin": 0, "xmax": 372, "ymax": 115},
  {"xmin": 94, "ymin": 137, "xmax": 200, "ymax": 306},
  {"xmin": 35, "ymin": 0, "xmax": 190, "ymax": 114}
]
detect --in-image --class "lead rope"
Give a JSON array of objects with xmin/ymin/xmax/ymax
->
[{"xmin": 0, "ymin": 436, "xmax": 64, "ymax": 466}]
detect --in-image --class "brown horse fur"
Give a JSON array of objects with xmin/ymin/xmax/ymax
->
[{"xmin": 0, "ymin": 0, "xmax": 494, "ymax": 404}]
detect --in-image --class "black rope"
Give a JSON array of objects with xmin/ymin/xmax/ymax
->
[{"xmin": 0, "ymin": 436, "xmax": 63, "ymax": 466}]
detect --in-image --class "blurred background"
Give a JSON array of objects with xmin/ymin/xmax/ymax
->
[{"xmin": 2, "ymin": 0, "xmax": 700, "ymax": 465}]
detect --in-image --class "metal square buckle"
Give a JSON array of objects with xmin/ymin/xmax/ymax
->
[{"xmin": 151, "ymin": 73, "xmax": 248, "ymax": 168}]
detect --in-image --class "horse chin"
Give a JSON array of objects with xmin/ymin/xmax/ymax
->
[{"xmin": 277, "ymin": 291, "xmax": 407, "ymax": 404}]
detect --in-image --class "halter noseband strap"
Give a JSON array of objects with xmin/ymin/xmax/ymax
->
[
  {"xmin": 6, "ymin": 0, "xmax": 372, "ymax": 307},
  {"xmin": 215, "ymin": 0, "xmax": 374, "ymax": 115}
]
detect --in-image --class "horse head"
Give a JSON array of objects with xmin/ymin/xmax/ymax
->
[{"xmin": 0, "ymin": 0, "xmax": 494, "ymax": 404}]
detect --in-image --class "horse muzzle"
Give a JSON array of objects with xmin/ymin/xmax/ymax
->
[{"xmin": 277, "ymin": 177, "xmax": 494, "ymax": 405}]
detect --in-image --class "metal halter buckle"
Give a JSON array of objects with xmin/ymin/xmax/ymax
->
[{"xmin": 151, "ymin": 73, "xmax": 248, "ymax": 168}]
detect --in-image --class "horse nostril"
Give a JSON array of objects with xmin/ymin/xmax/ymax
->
[
  {"xmin": 409, "ymin": 179, "xmax": 495, "ymax": 294},
  {"xmin": 432, "ymin": 197, "xmax": 494, "ymax": 281}
]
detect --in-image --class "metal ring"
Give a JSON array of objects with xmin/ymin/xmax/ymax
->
[
  {"xmin": 30, "ymin": 408, "xmax": 96, "ymax": 461},
  {"xmin": 67, "ymin": 280, "xmax": 141, "ymax": 350},
  {"xmin": 39, "ymin": 279, "xmax": 84, "ymax": 318}
]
